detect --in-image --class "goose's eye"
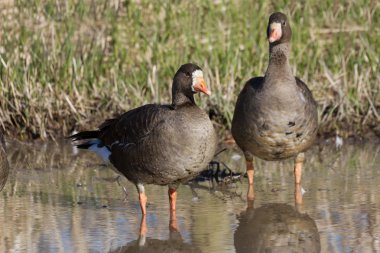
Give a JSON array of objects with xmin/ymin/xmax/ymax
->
[
  {"xmin": 282, "ymin": 21, "xmax": 286, "ymax": 26},
  {"xmin": 185, "ymin": 72, "xmax": 191, "ymax": 77}
]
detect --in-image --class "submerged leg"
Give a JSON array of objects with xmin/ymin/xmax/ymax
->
[
  {"xmin": 136, "ymin": 183, "xmax": 147, "ymax": 215},
  {"xmin": 138, "ymin": 215, "xmax": 147, "ymax": 246},
  {"xmin": 116, "ymin": 175, "xmax": 128, "ymax": 197},
  {"xmin": 169, "ymin": 213, "xmax": 178, "ymax": 232},
  {"xmin": 294, "ymin": 183, "xmax": 303, "ymax": 205},
  {"xmin": 246, "ymin": 160, "xmax": 255, "ymax": 185},
  {"xmin": 189, "ymin": 183, "xmax": 199, "ymax": 201},
  {"xmin": 247, "ymin": 184, "xmax": 255, "ymax": 209},
  {"xmin": 168, "ymin": 183, "xmax": 179, "ymax": 218}
]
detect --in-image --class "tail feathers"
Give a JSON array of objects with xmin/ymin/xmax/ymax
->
[
  {"xmin": 76, "ymin": 142, "xmax": 95, "ymax": 149},
  {"xmin": 68, "ymin": 129, "xmax": 111, "ymax": 163},
  {"xmin": 68, "ymin": 130, "xmax": 100, "ymax": 141},
  {"xmin": 76, "ymin": 139, "xmax": 111, "ymax": 163}
]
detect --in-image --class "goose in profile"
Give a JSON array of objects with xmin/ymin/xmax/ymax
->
[{"xmin": 70, "ymin": 63, "xmax": 217, "ymax": 215}]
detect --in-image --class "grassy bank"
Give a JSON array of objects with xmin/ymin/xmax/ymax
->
[{"xmin": 0, "ymin": 0, "xmax": 379, "ymax": 140}]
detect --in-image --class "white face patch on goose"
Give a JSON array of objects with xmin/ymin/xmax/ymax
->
[
  {"xmin": 269, "ymin": 22, "xmax": 282, "ymax": 43},
  {"xmin": 191, "ymin": 69, "xmax": 204, "ymax": 92}
]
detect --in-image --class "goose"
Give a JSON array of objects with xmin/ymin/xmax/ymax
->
[
  {"xmin": 70, "ymin": 63, "xmax": 217, "ymax": 215},
  {"xmin": 231, "ymin": 12, "xmax": 318, "ymax": 201}
]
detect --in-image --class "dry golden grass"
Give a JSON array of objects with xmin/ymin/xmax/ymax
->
[{"xmin": 0, "ymin": 0, "xmax": 379, "ymax": 139}]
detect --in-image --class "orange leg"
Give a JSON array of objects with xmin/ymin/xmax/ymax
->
[
  {"xmin": 246, "ymin": 160, "xmax": 255, "ymax": 185},
  {"xmin": 294, "ymin": 183, "xmax": 303, "ymax": 205},
  {"xmin": 294, "ymin": 163, "xmax": 302, "ymax": 185},
  {"xmin": 294, "ymin": 153, "xmax": 305, "ymax": 205},
  {"xmin": 168, "ymin": 188, "xmax": 177, "ymax": 215},
  {"xmin": 168, "ymin": 188, "xmax": 178, "ymax": 231},
  {"xmin": 139, "ymin": 192, "xmax": 147, "ymax": 215},
  {"xmin": 137, "ymin": 183, "xmax": 147, "ymax": 215},
  {"xmin": 294, "ymin": 153, "xmax": 304, "ymax": 185}
]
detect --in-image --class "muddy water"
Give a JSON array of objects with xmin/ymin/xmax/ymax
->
[{"xmin": 0, "ymin": 140, "xmax": 379, "ymax": 253}]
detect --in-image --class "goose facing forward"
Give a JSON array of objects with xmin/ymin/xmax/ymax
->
[
  {"xmin": 231, "ymin": 12, "xmax": 318, "ymax": 192},
  {"xmin": 70, "ymin": 63, "xmax": 217, "ymax": 215}
]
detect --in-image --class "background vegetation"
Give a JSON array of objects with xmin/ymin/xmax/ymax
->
[{"xmin": 0, "ymin": 0, "xmax": 379, "ymax": 140}]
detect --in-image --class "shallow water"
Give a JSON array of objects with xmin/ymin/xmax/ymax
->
[{"xmin": 0, "ymin": 139, "xmax": 379, "ymax": 253}]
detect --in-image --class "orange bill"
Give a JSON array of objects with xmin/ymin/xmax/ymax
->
[
  {"xmin": 268, "ymin": 23, "xmax": 282, "ymax": 43},
  {"xmin": 193, "ymin": 77, "xmax": 211, "ymax": 95}
]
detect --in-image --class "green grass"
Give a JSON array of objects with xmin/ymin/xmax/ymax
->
[{"xmin": 0, "ymin": 0, "xmax": 379, "ymax": 139}]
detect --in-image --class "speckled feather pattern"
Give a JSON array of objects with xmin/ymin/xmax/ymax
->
[
  {"xmin": 99, "ymin": 103, "xmax": 217, "ymax": 185},
  {"xmin": 69, "ymin": 63, "xmax": 217, "ymax": 188},
  {"xmin": 231, "ymin": 17, "xmax": 318, "ymax": 161},
  {"xmin": 232, "ymin": 75, "xmax": 317, "ymax": 161}
]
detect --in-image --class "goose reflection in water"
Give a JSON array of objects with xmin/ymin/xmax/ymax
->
[
  {"xmin": 110, "ymin": 214, "xmax": 201, "ymax": 253},
  {"xmin": 235, "ymin": 185, "xmax": 320, "ymax": 253}
]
